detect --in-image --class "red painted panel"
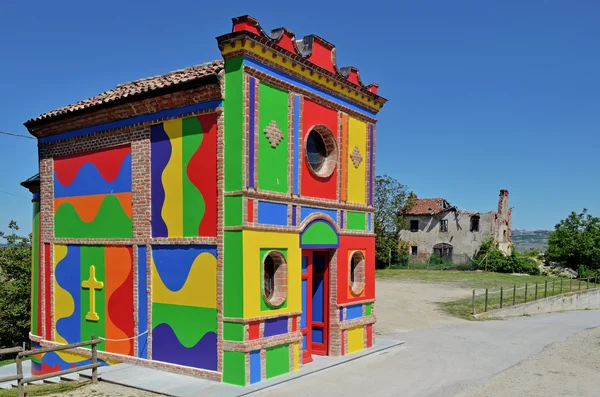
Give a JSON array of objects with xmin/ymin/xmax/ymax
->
[
  {"xmin": 187, "ymin": 113, "xmax": 218, "ymax": 237},
  {"xmin": 248, "ymin": 321, "xmax": 260, "ymax": 340},
  {"xmin": 44, "ymin": 243, "xmax": 51, "ymax": 340},
  {"xmin": 276, "ymin": 31, "xmax": 298, "ymax": 54},
  {"xmin": 54, "ymin": 145, "xmax": 130, "ymax": 186},
  {"xmin": 301, "ymin": 99, "xmax": 338, "ymax": 200},
  {"xmin": 337, "ymin": 235, "xmax": 375, "ymax": 305},
  {"xmin": 247, "ymin": 199, "xmax": 254, "ymax": 223},
  {"xmin": 105, "ymin": 246, "xmax": 134, "ymax": 356},
  {"xmin": 37, "ymin": 217, "xmax": 42, "ymax": 336},
  {"xmin": 366, "ymin": 324, "xmax": 373, "ymax": 348},
  {"xmin": 291, "ymin": 316, "xmax": 297, "ymax": 332},
  {"xmin": 307, "ymin": 38, "xmax": 335, "ymax": 73},
  {"xmin": 341, "ymin": 331, "xmax": 345, "ymax": 355}
]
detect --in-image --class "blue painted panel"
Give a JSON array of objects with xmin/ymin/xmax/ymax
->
[
  {"xmin": 302, "ymin": 334, "xmax": 307, "ymax": 351},
  {"xmin": 339, "ymin": 308, "xmax": 344, "ymax": 322},
  {"xmin": 250, "ymin": 350, "xmax": 261, "ymax": 384},
  {"xmin": 301, "ymin": 279, "xmax": 307, "ymax": 328},
  {"xmin": 301, "ymin": 206, "xmax": 337, "ymax": 223},
  {"xmin": 293, "ymin": 95, "xmax": 300, "ymax": 195},
  {"xmin": 312, "ymin": 276, "xmax": 324, "ymax": 322},
  {"xmin": 341, "ymin": 210, "xmax": 345, "ymax": 229},
  {"xmin": 245, "ymin": 58, "xmax": 377, "ymax": 117},
  {"xmin": 292, "ymin": 205, "xmax": 297, "ymax": 226},
  {"xmin": 248, "ymin": 77, "xmax": 256, "ymax": 188},
  {"xmin": 313, "ymin": 254, "xmax": 325, "ymax": 273},
  {"xmin": 312, "ymin": 328, "xmax": 323, "ymax": 344},
  {"xmin": 346, "ymin": 304, "xmax": 363, "ymax": 320},
  {"xmin": 137, "ymin": 246, "xmax": 148, "ymax": 359},
  {"xmin": 257, "ymin": 201, "xmax": 288, "ymax": 226},
  {"xmin": 302, "ymin": 256, "xmax": 308, "ymax": 274},
  {"xmin": 39, "ymin": 100, "xmax": 222, "ymax": 144},
  {"xmin": 368, "ymin": 213, "xmax": 373, "ymax": 231}
]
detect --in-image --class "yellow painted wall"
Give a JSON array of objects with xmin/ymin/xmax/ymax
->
[
  {"xmin": 347, "ymin": 326, "xmax": 365, "ymax": 353},
  {"xmin": 242, "ymin": 230, "xmax": 301, "ymax": 318},
  {"xmin": 347, "ymin": 117, "xmax": 367, "ymax": 204}
]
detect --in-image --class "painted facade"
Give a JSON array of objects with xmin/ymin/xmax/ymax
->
[{"xmin": 21, "ymin": 15, "xmax": 385, "ymax": 386}]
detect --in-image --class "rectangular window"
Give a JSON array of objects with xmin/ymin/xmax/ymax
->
[
  {"xmin": 410, "ymin": 220, "xmax": 419, "ymax": 232},
  {"xmin": 411, "ymin": 246, "xmax": 418, "ymax": 256},
  {"xmin": 440, "ymin": 219, "xmax": 448, "ymax": 232},
  {"xmin": 470, "ymin": 216, "xmax": 480, "ymax": 232}
]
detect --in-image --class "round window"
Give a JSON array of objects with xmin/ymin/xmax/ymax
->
[
  {"xmin": 349, "ymin": 251, "xmax": 366, "ymax": 295},
  {"xmin": 305, "ymin": 126, "xmax": 337, "ymax": 178},
  {"xmin": 263, "ymin": 251, "xmax": 287, "ymax": 307}
]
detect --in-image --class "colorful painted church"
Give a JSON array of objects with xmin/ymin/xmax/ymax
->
[{"xmin": 20, "ymin": 15, "xmax": 386, "ymax": 385}]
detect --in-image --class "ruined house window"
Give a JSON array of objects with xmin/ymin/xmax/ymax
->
[
  {"xmin": 433, "ymin": 243, "xmax": 453, "ymax": 261},
  {"xmin": 470, "ymin": 216, "xmax": 480, "ymax": 232},
  {"xmin": 411, "ymin": 246, "xmax": 418, "ymax": 256},
  {"xmin": 410, "ymin": 220, "xmax": 419, "ymax": 232},
  {"xmin": 440, "ymin": 219, "xmax": 448, "ymax": 232}
]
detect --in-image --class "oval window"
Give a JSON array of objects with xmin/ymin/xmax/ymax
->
[
  {"xmin": 349, "ymin": 251, "xmax": 366, "ymax": 295},
  {"xmin": 305, "ymin": 126, "xmax": 337, "ymax": 178},
  {"xmin": 263, "ymin": 251, "xmax": 287, "ymax": 307}
]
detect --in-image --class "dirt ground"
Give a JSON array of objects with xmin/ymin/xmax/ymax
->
[
  {"xmin": 39, "ymin": 381, "xmax": 160, "ymax": 397},
  {"xmin": 461, "ymin": 326, "xmax": 600, "ymax": 397},
  {"xmin": 374, "ymin": 279, "xmax": 471, "ymax": 334}
]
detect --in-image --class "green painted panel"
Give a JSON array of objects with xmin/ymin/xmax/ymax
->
[
  {"xmin": 365, "ymin": 302, "xmax": 372, "ymax": 316},
  {"xmin": 347, "ymin": 211, "xmax": 367, "ymax": 231},
  {"xmin": 223, "ymin": 322, "xmax": 245, "ymax": 342},
  {"xmin": 31, "ymin": 201, "xmax": 39, "ymax": 334},
  {"xmin": 224, "ymin": 195, "xmax": 243, "ymax": 227},
  {"xmin": 223, "ymin": 231, "xmax": 244, "ymax": 317},
  {"xmin": 223, "ymin": 350, "xmax": 246, "ymax": 386},
  {"xmin": 182, "ymin": 116, "xmax": 205, "ymax": 237},
  {"xmin": 80, "ymin": 246, "xmax": 106, "ymax": 351},
  {"xmin": 152, "ymin": 303, "xmax": 216, "ymax": 347},
  {"xmin": 224, "ymin": 57, "xmax": 245, "ymax": 192},
  {"xmin": 259, "ymin": 248, "xmax": 287, "ymax": 311},
  {"xmin": 300, "ymin": 221, "xmax": 338, "ymax": 246},
  {"xmin": 266, "ymin": 344, "xmax": 290, "ymax": 379},
  {"xmin": 258, "ymin": 82, "xmax": 289, "ymax": 193},
  {"xmin": 54, "ymin": 194, "xmax": 132, "ymax": 238}
]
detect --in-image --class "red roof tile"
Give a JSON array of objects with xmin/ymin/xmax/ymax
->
[
  {"xmin": 403, "ymin": 198, "xmax": 455, "ymax": 215},
  {"xmin": 25, "ymin": 60, "xmax": 224, "ymax": 125}
]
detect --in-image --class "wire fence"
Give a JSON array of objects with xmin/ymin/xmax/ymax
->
[
  {"xmin": 387, "ymin": 253, "xmax": 486, "ymax": 271},
  {"xmin": 472, "ymin": 276, "xmax": 600, "ymax": 315}
]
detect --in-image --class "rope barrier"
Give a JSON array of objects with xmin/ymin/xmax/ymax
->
[{"xmin": 98, "ymin": 330, "xmax": 148, "ymax": 342}]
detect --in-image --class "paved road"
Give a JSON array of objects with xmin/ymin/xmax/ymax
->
[{"xmin": 252, "ymin": 310, "xmax": 600, "ymax": 397}]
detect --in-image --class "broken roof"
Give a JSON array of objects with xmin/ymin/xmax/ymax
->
[
  {"xmin": 403, "ymin": 197, "xmax": 456, "ymax": 216},
  {"xmin": 25, "ymin": 60, "xmax": 224, "ymax": 126}
]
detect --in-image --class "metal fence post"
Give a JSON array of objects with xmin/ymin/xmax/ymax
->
[
  {"xmin": 484, "ymin": 289, "xmax": 488, "ymax": 312},
  {"xmin": 560, "ymin": 278, "xmax": 563, "ymax": 294},
  {"xmin": 472, "ymin": 290, "xmax": 476, "ymax": 315},
  {"xmin": 552, "ymin": 280, "xmax": 555, "ymax": 296},
  {"xmin": 91, "ymin": 334, "xmax": 98, "ymax": 384},
  {"xmin": 587, "ymin": 277, "xmax": 590, "ymax": 290},
  {"xmin": 570, "ymin": 278, "xmax": 572, "ymax": 291},
  {"xmin": 535, "ymin": 283, "xmax": 538, "ymax": 301},
  {"xmin": 16, "ymin": 354, "xmax": 24, "ymax": 397},
  {"xmin": 544, "ymin": 280, "xmax": 547, "ymax": 298},
  {"xmin": 579, "ymin": 278, "xmax": 581, "ymax": 290},
  {"xmin": 500, "ymin": 287, "xmax": 504, "ymax": 308},
  {"xmin": 512, "ymin": 285, "xmax": 516, "ymax": 306},
  {"xmin": 524, "ymin": 284, "xmax": 528, "ymax": 303}
]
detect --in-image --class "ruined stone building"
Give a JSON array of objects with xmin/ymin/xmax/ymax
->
[{"xmin": 399, "ymin": 190, "xmax": 512, "ymax": 263}]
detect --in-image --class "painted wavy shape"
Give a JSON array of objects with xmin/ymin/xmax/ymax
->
[
  {"xmin": 105, "ymin": 246, "xmax": 134, "ymax": 356},
  {"xmin": 153, "ymin": 252, "xmax": 217, "ymax": 308},
  {"xmin": 151, "ymin": 123, "xmax": 170, "ymax": 237},
  {"xmin": 152, "ymin": 303, "xmax": 217, "ymax": 347},
  {"xmin": 182, "ymin": 116, "xmax": 205, "ymax": 237},
  {"xmin": 54, "ymin": 195, "xmax": 132, "ymax": 238},
  {"xmin": 152, "ymin": 324, "xmax": 217, "ymax": 371},
  {"xmin": 187, "ymin": 114, "xmax": 218, "ymax": 237},
  {"xmin": 152, "ymin": 245, "xmax": 217, "ymax": 291},
  {"xmin": 54, "ymin": 193, "xmax": 132, "ymax": 222},
  {"xmin": 54, "ymin": 154, "xmax": 132, "ymax": 198},
  {"xmin": 54, "ymin": 145, "xmax": 131, "ymax": 186},
  {"xmin": 41, "ymin": 351, "xmax": 111, "ymax": 372},
  {"xmin": 161, "ymin": 119, "xmax": 184, "ymax": 237},
  {"xmin": 54, "ymin": 245, "xmax": 81, "ymax": 344}
]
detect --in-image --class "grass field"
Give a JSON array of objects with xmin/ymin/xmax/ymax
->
[{"xmin": 377, "ymin": 269, "xmax": 599, "ymax": 319}]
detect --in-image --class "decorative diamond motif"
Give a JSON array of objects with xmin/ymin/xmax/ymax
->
[
  {"xmin": 350, "ymin": 146, "xmax": 363, "ymax": 168},
  {"xmin": 264, "ymin": 120, "xmax": 284, "ymax": 148}
]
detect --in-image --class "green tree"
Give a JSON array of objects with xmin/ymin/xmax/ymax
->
[
  {"xmin": 0, "ymin": 221, "xmax": 31, "ymax": 350},
  {"xmin": 374, "ymin": 175, "xmax": 411, "ymax": 268},
  {"xmin": 546, "ymin": 209, "xmax": 600, "ymax": 275}
]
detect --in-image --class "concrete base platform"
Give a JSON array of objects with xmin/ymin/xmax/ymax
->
[{"xmin": 81, "ymin": 338, "xmax": 403, "ymax": 397}]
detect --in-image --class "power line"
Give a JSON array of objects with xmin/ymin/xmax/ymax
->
[
  {"xmin": 0, "ymin": 190, "xmax": 29, "ymax": 199},
  {"xmin": 0, "ymin": 131, "xmax": 34, "ymax": 140}
]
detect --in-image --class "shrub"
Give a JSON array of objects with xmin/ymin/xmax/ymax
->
[{"xmin": 477, "ymin": 238, "xmax": 540, "ymax": 275}]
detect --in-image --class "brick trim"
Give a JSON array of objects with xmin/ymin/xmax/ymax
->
[
  {"xmin": 222, "ymin": 332, "xmax": 302, "ymax": 353},
  {"xmin": 339, "ymin": 316, "xmax": 376, "ymax": 330}
]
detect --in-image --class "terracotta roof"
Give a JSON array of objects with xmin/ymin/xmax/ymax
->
[
  {"xmin": 25, "ymin": 60, "xmax": 224, "ymax": 125},
  {"xmin": 403, "ymin": 198, "xmax": 455, "ymax": 216}
]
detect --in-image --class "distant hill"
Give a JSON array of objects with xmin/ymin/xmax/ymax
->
[{"xmin": 512, "ymin": 230, "xmax": 550, "ymax": 252}]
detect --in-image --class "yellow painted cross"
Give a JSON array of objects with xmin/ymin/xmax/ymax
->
[{"xmin": 81, "ymin": 265, "xmax": 104, "ymax": 322}]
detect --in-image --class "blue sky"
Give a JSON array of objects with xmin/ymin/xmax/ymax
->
[{"xmin": 1, "ymin": 0, "xmax": 598, "ymax": 233}]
